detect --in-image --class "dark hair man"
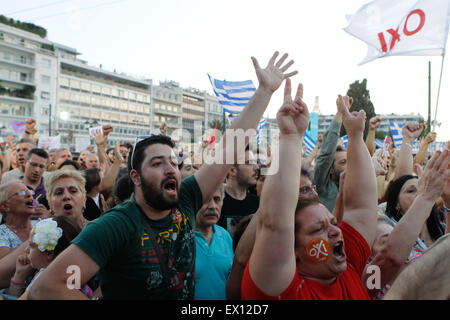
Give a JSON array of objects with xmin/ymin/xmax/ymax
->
[
  {"xmin": 20, "ymin": 148, "xmax": 49, "ymax": 217},
  {"xmin": 28, "ymin": 51, "xmax": 298, "ymax": 300},
  {"xmin": 218, "ymin": 146, "xmax": 259, "ymax": 236},
  {"xmin": 0, "ymin": 138, "xmax": 36, "ymax": 184}
]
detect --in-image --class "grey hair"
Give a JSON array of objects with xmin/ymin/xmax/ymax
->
[{"xmin": 0, "ymin": 180, "xmax": 26, "ymax": 204}]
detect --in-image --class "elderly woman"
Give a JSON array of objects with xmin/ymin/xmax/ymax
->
[
  {"xmin": 44, "ymin": 170, "xmax": 87, "ymax": 230},
  {"xmin": 0, "ymin": 180, "xmax": 37, "ymax": 260}
]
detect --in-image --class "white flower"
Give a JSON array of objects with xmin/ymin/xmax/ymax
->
[{"xmin": 32, "ymin": 218, "xmax": 63, "ymax": 252}]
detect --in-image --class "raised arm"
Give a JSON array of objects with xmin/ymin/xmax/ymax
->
[
  {"xmin": 365, "ymin": 149, "xmax": 450, "ymax": 297},
  {"xmin": 413, "ymin": 132, "xmax": 435, "ymax": 174},
  {"xmin": 394, "ymin": 121, "xmax": 423, "ymax": 180},
  {"xmin": 383, "ymin": 233, "xmax": 450, "ymax": 300},
  {"xmin": 365, "ymin": 116, "xmax": 381, "ymax": 157},
  {"xmin": 99, "ymin": 141, "xmax": 123, "ymax": 195},
  {"xmin": 93, "ymin": 125, "xmax": 113, "ymax": 171},
  {"xmin": 312, "ymin": 99, "xmax": 350, "ymax": 189},
  {"xmin": 194, "ymin": 51, "xmax": 297, "ymax": 203},
  {"xmin": 303, "ymin": 134, "xmax": 322, "ymax": 169},
  {"xmin": 249, "ymin": 79, "xmax": 309, "ymax": 296},
  {"xmin": 338, "ymin": 95, "xmax": 378, "ymax": 247}
]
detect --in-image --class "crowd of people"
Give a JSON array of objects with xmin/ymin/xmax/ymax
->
[{"xmin": 0, "ymin": 51, "xmax": 449, "ymax": 300}]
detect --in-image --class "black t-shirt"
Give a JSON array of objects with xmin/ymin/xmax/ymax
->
[{"xmin": 218, "ymin": 190, "xmax": 259, "ymax": 237}]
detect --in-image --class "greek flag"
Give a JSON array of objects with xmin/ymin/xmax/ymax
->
[
  {"xmin": 208, "ymin": 74, "xmax": 256, "ymax": 114},
  {"xmin": 340, "ymin": 135, "xmax": 348, "ymax": 149},
  {"xmin": 256, "ymin": 118, "xmax": 266, "ymax": 145},
  {"xmin": 375, "ymin": 139, "xmax": 384, "ymax": 149},
  {"xmin": 303, "ymin": 132, "xmax": 317, "ymax": 156},
  {"xmin": 389, "ymin": 122, "xmax": 404, "ymax": 149}
]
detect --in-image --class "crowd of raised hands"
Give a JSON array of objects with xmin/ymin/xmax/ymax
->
[{"xmin": 0, "ymin": 50, "xmax": 449, "ymax": 301}]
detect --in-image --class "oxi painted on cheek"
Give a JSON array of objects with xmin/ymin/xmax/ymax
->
[{"xmin": 306, "ymin": 238, "xmax": 332, "ymax": 263}]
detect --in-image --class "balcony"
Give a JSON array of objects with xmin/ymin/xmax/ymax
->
[
  {"xmin": 0, "ymin": 54, "xmax": 34, "ymax": 69},
  {"xmin": 0, "ymin": 84, "xmax": 35, "ymax": 101}
]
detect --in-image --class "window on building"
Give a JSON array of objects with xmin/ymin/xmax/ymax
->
[
  {"xmin": 41, "ymin": 91, "xmax": 50, "ymax": 100},
  {"xmin": 41, "ymin": 58, "xmax": 51, "ymax": 68},
  {"xmin": 60, "ymin": 77, "xmax": 69, "ymax": 87},
  {"xmin": 41, "ymin": 75, "xmax": 50, "ymax": 84}
]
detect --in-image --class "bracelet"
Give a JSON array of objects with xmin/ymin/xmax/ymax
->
[
  {"xmin": 10, "ymin": 277, "xmax": 25, "ymax": 286},
  {"xmin": 1, "ymin": 150, "xmax": 7, "ymax": 155}
]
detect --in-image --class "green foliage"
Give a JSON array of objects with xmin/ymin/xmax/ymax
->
[
  {"xmin": 340, "ymin": 79, "xmax": 376, "ymax": 140},
  {"xmin": 0, "ymin": 15, "xmax": 47, "ymax": 38},
  {"xmin": 209, "ymin": 120, "xmax": 225, "ymax": 132},
  {"xmin": 375, "ymin": 130, "xmax": 386, "ymax": 140}
]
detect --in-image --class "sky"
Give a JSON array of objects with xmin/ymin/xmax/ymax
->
[{"xmin": 3, "ymin": 0, "xmax": 449, "ymax": 141}]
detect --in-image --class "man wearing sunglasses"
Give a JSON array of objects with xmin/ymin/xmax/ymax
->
[{"xmin": 28, "ymin": 51, "xmax": 298, "ymax": 300}]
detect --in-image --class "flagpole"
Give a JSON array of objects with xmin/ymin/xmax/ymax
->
[
  {"xmin": 432, "ymin": 54, "xmax": 445, "ymax": 132},
  {"xmin": 427, "ymin": 61, "xmax": 431, "ymax": 135}
]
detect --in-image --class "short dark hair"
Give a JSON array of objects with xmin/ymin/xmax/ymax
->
[
  {"xmin": 113, "ymin": 174, "xmax": 133, "ymax": 202},
  {"xmin": 336, "ymin": 145, "xmax": 346, "ymax": 153},
  {"xmin": 106, "ymin": 147, "xmax": 114, "ymax": 155},
  {"xmin": 83, "ymin": 168, "xmax": 101, "ymax": 193},
  {"xmin": 294, "ymin": 197, "xmax": 322, "ymax": 235},
  {"xmin": 301, "ymin": 168, "xmax": 311, "ymax": 180},
  {"xmin": 26, "ymin": 148, "xmax": 49, "ymax": 160},
  {"xmin": 58, "ymin": 160, "xmax": 80, "ymax": 170},
  {"xmin": 128, "ymin": 135, "xmax": 175, "ymax": 173},
  {"xmin": 18, "ymin": 138, "xmax": 36, "ymax": 148},
  {"xmin": 52, "ymin": 216, "xmax": 81, "ymax": 256}
]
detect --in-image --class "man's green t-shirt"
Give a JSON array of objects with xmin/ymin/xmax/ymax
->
[{"xmin": 72, "ymin": 175, "xmax": 203, "ymax": 300}]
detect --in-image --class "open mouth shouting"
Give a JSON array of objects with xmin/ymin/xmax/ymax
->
[
  {"xmin": 332, "ymin": 240, "xmax": 346, "ymax": 262},
  {"xmin": 63, "ymin": 203, "xmax": 74, "ymax": 215},
  {"xmin": 162, "ymin": 178, "xmax": 178, "ymax": 197}
]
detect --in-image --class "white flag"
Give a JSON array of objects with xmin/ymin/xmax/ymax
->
[{"xmin": 344, "ymin": 0, "xmax": 450, "ymax": 64}]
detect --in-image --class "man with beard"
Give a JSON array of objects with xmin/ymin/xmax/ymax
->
[
  {"xmin": 27, "ymin": 50, "xmax": 299, "ymax": 300},
  {"xmin": 218, "ymin": 146, "xmax": 260, "ymax": 237},
  {"xmin": 194, "ymin": 184, "xmax": 233, "ymax": 300},
  {"xmin": 312, "ymin": 98, "xmax": 350, "ymax": 212}
]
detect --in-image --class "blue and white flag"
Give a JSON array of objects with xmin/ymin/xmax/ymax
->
[
  {"xmin": 340, "ymin": 135, "xmax": 348, "ymax": 149},
  {"xmin": 389, "ymin": 122, "xmax": 404, "ymax": 149},
  {"xmin": 412, "ymin": 141, "xmax": 420, "ymax": 153},
  {"xmin": 256, "ymin": 118, "xmax": 266, "ymax": 145},
  {"xmin": 208, "ymin": 74, "xmax": 256, "ymax": 114},
  {"xmin": 375, "ymin": 139, "xmax": 384, "ymax": 149},
  {"xmin": 303, "ymin": 132, "xmax": 317, "ymax": 156}
]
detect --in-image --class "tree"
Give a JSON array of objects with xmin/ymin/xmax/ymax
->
[
  {"xmin": 340, "ymin": 79, "xmax": 376, "ymax": 140},
  {"xmin": 208, "ymin": 120, "xmax": 225, "ymax": 132}
]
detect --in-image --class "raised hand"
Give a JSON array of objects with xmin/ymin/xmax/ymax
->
[
  {"xmin": 93, "ymin": 131, "xmax": 107, "ymax": 146},
  {"xmin": 102, "ymin": 124, "xmax": 113, "ymax": 137},
  {"xmin": 161, "ymin": 122, "xmax": 168, "ymax": 135},
  {"xmin": 424, "ymin": 132, "xmax": 437, "ymax": 144},
  {"xmin": 25, "ymin": 118, "xmax": 36, "ymax": 133},
  {"xmin": 336, "ymin": 95, "xmax": 365, "ymax": 138},
  {"xmin": 114, "ymin": 141, "xmax": 124, "ymax": 163},
  {"xmin": 276, "ymin": 79, "xmax": 309, "ymax": 136},
  {"xmin": 369, "ymin": 116, "xmax": 381, "ymax": 130},
  {"xmin": 251, "ymin": 51, "xmax": 298, "ymax": 94},
  {"xmin": 402, "ymin": 121, "xmax": 423, "ymax": 141},
  {"xmin": 417, "ymin": 149, "xmax": 450, "ymax": 201}
]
